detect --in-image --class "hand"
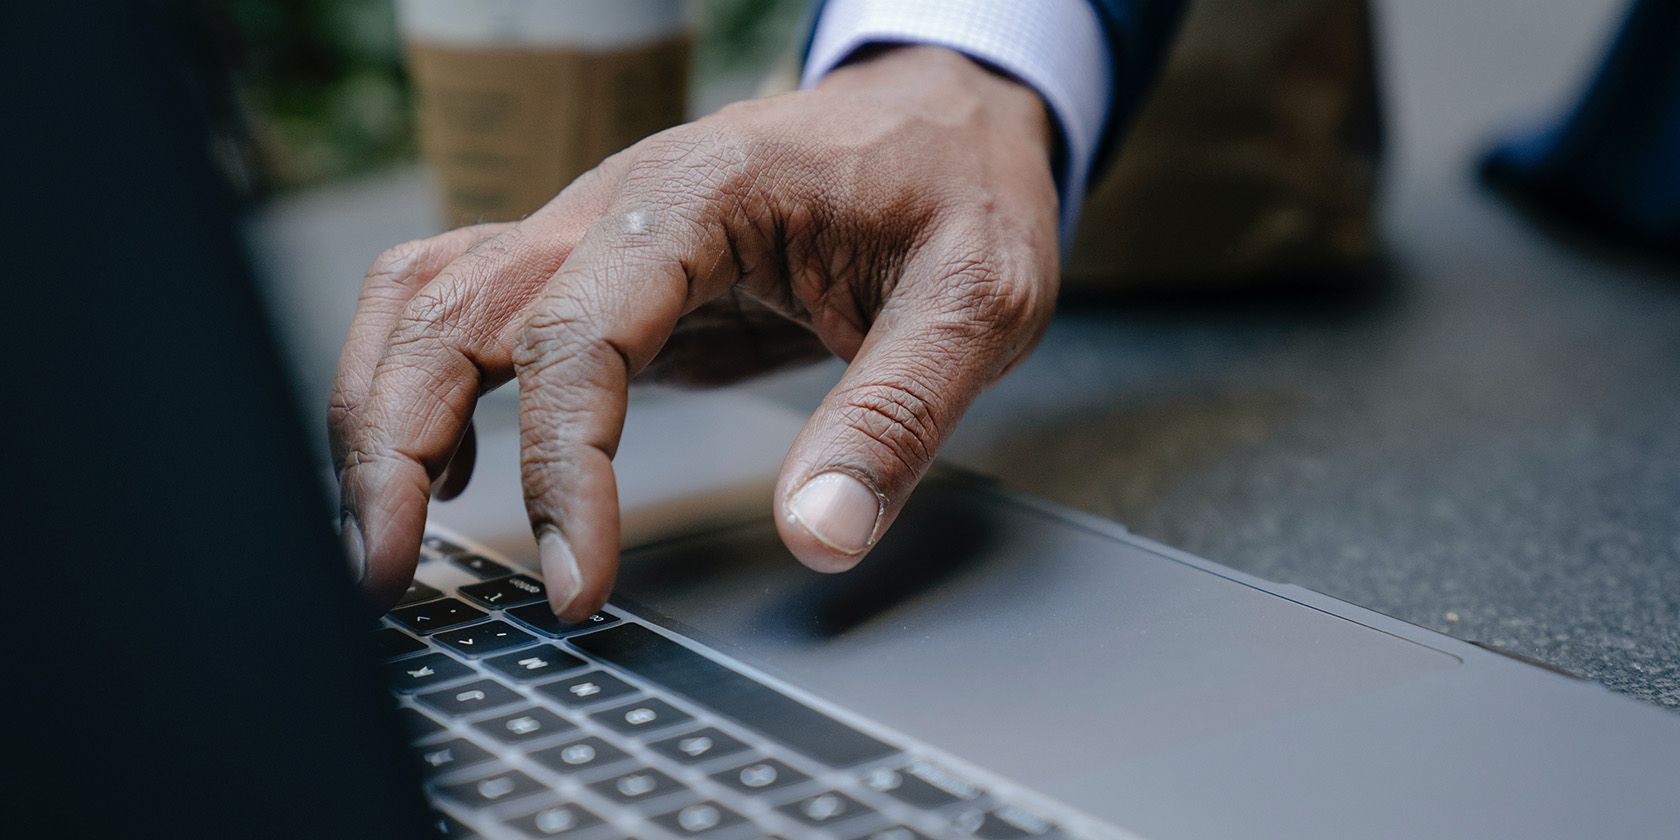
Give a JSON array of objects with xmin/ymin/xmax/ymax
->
[{"xmin": 330, "ymin": 46, "xmax": 1060, "ymax": 619}]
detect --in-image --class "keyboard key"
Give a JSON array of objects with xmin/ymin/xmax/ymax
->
[
  {"xmin": 651, "ymin": 801, "xmax": 747, "ymax": 837},
  {"xmin": 534, "ymin": 670, "xmax": 637, "ymax": 708},
  {"xmin": 586, "ymin": 766, "xmax": 688, "ymax": 807},
  {"xmin": 848, "ymin": 827, "xmax": 932, "ymax": 840},
  {"xmin": 434, "ymin": 620, "xmax": 538, "ymax": 658},
  {"xmin": 424, "ymin": 535, "xmax": 470, "ymax": 557},
  {"xmin": 647, "ymin": 727, "xmax": 751, "ymax": 766},
  {"xmin": 437, "ymin": 770, "xmax": 546, "ymax": 809},
  {"xmin": 484, "ymin": 648, "xmax": 586, "ymax": 683},
  {"xmin": 528, "ymin": 736, "xmax": 631, "ymax": 776},
  {"xmin": 778, "ymin": 790, "xmax": 875, "ymax": 829},
  {"xmin": 417, "ymin": 679, "xmax": 524, "ymax": 718},
  {"xmin": 954, "ymin": 806, "xmax": 1056, "ymax": 839},
  {"xmin": 373, "ymin": 627, "xmax": 427, "ymax": 660},
  {"xmin": 384, "ymin": 653, "xmax": 473, "ymax": 694},
  {"xmin": 861, "ymin": 762, "xmax": 981, "ymax": 809},
  {"xmin": 460, "ymin": 574, "xmax": 547, "ymax": 609},
  {"xmin": 590, "ymin": 698, "xmax": 694, "ymax": 737},
  {"xmin": 432, "ymin": 810, "xmax": 475, "ymax": 838},
  {"xmin": 415, "ymin": 738, "xmax": 495, "ymax": 777},
  {"xmin": 471, "ymin": 706, "xmax": 576, "ymax": 746},
  {"xmin": 504, "ymin": 603, "xmax": 619, "ymax": 638},
  {"xmin": 571, "ymin": 624, "xmax": 896, "ymax": 768},
  {"xmin": 397, "ymin": 707, "xmax": 447, "ymax": 742},
  {"xmin": 389, "ymin": 598, "xmax": 487, "ymax": 636},
  {"xmin": 710, "ymin": 758, "xmax": 810, "ymax": 797},
  {"xmin": 451, "ymin": 553, "xmax": 512, "ymax": 580},
  {"xmin": 398, "ymin": 580, "xmax": 443, "ymax": 606},
  {"xmin": 505, "ymin": 802, "xmax": 604, "ymax": 837}
]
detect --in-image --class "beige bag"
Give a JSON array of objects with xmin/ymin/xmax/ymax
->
[{"xmin": 1064, "ymin": 0, "xmax": 1382, "ymax": 291}]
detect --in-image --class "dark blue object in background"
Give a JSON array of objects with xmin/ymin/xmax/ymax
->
[{"xmin": 1482, "ymin": 0, "xmax": 1680, "ymax": 254}]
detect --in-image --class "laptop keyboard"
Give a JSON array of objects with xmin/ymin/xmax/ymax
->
[{"xmin": 384, "ymin": 534, "xmax": 1101, "ymax": 840}]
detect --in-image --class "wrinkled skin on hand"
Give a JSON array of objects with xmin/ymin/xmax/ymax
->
[{"xmin": 329, "ymin": 46, "xmax": 1060, "ymax": 619}]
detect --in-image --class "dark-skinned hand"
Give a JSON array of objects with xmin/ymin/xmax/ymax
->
[{"xmin": 329, "ymin": 46, "xmax": 1060, "ymax": 619}]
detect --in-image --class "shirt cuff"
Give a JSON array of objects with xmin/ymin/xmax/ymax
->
[{"xmin": 801, "ymin": 0, "xmax": 1113, "ymax": 246}]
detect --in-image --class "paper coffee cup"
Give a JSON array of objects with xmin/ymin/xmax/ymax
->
[{"xmin": 398, "ymin": 0, "xmax": 692, "ymax": 228}]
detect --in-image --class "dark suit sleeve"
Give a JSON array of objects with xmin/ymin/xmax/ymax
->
[{"xmin": 1081, "ymin": 0, "xmax": 1188, "ymax": 180}]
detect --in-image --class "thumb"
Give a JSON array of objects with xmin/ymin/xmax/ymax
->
[{"xmin": 773, "ymin": 247, "xmax": 1050, "ymax": 572}]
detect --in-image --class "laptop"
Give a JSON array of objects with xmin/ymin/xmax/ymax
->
[{"xmin": 12, "ymin": 3, "xmax": 1679, "ymax": 839}]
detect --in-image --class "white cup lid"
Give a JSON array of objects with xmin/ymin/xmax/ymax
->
[{"xmin": 397, "ymin": 0, "xmax": 691, "ymax": 49}]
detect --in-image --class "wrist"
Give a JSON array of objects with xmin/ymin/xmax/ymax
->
[{"xmin": 817, "ymin": 45, "xmax": 1053, "ymax": 169}]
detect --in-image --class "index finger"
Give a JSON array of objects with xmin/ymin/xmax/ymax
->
[{"xmin": 513, "ymin": 172, "xmax": 750, "ymax": 619}]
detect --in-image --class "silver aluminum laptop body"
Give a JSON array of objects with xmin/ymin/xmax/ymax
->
[{"xmin": 433, "ymin": 398, "xmax": 1680, "ymax": 840}]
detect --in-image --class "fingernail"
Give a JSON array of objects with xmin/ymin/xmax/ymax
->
[
  {"xmin": 341, "ymin": 512, "xmax": 367, "ymax": 584},
  {"xmin": 787, "ymin": 472, "xmax": 882, "ymax": 555},
  {"xmin": 539, "ymin": 529, "xmax": 583, "ymax": 616}
]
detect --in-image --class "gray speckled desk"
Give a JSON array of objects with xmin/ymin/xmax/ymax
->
[
  {"xmin": 751, "ymin": 0, "xmax": 1680, "ymax": 709},
  {"xmin": 251, "ymin": 0, "xmax": 1678, "ymax": 709},
  {"xmin": 920, "ymin": 207, "xmax": 1680, "ymax": 709},
  {"xmin": 745, "ymin": 171, "xmax": 1680, "ymax": 712}
]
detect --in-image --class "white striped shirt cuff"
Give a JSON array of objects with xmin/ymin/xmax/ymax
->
[{"xmin": 802, "ymin": 0, "xmax": 1113, "ymax": 246}]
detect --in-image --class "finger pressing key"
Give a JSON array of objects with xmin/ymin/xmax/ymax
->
[{"xmin": 514, "ymin": 194, "xmax": 744, "ymax": 620}]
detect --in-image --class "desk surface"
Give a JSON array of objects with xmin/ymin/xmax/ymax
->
[
  {"xmin": 252, "ymin": 0, "xmax": 1677, "ymax": 710},
  {"xmin": 738, "ymin": 0, "xmax": 1680, "ymax": 710},
  {"xmin": 745, "ymin": 182, "xmax": 1680, "ymax": 712}
]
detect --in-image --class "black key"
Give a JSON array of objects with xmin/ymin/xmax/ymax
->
[
  {"xmin": 399, "ymin": 580, "xmax": 443, "ymax": 606},
  {"xmin": 398, "ymin": 707, "xmax": 447, "ymax": 742},
  {"xmin": 417, "ymin": 679, "xmax": 524, "ymax": 718},
  {"xmin": 434, "ymin": 620, "xmax": 538, "ymax": 658},
  {"xmin": 505, "ymin": 603, "xmax": 619, "ymax": 638},
  {"xmin": 505, "ymin": 802, "xmax": 604, "ymax": 837},
  {"xmin": 650, "ymin": 801, "xmax": 747, "ymax": 837},
  {"xmin": 432, "ymin": 810, "xmax": 475, "ymax": 838},
  {"xmin": 861, "ymin": 762, "xmax": 981, "ymax": 809},
  {"xmin": 528, "ymin": 736, "xmax": 631, "ymax": 776},
  {"xmin": 424, "ymin": 534, "xmax": 471, "ymax": 556},
  {"xmin": 373, "ymin": 627, "xmax": 427, "ymax": 660},
  {"xmin": 710, "ymin": 758, "xmax": 810, "ymax": 797},
  {"xmin": 848, "ymin": 827, "xmax": 932, "ymax": 840},
  {"xmin": 460, "ymin": 574, "xmax": 547, "ymax": 609},
  {"xmin": 534, "ymin": 670, "xmax": 637, "ymax": 709},
  {"xmin": 436, "ymin": 770, "xmax": 546, "ymax": 809},
  {"xmin": 384, "ymin": 653, "xmax": 473, "ymax": 694},
  {"xmin": 570, "ymin": 624, "xmax": 898, "ymax": 768},
  {"xmin": 585, "ymin": 766, "xmax": 688, "ymax": 807},
  {"xmin": 471, "ymin": 706, "xmax": 576, "ymax": 746},
  {"xmin": 390, "ymin": 598, "xmax": 487, "ymax": 636},
  {"xmin": 451, "ymin": 553, "xmax": 512, "ymax": 580},
  {"xmin": 647, "ymin": 727, "xmax": 751, "ymax": 766},
  {"xmin": 484, "ymin": 648, "xmax": 586, "ymax": 683},
  {"xmin": 778, "ymin": 790, "xmax": 875, "ymax": 829},
  {"xmin": 415, "ymin": 738, "xmax": 494, "ymax": 776},
  {"xmin": 953, "ymin": 806, "xmax": 1056, "ymax": 839},
  {"xmin": 590, "ymin": 698, "xmax": 694, "ymax": 737}
]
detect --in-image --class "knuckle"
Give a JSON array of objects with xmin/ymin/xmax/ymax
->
[
  {"xmin": 515, "ymin": 292, "xmax": 635, "ymax": 384},
  {"xmin": 936, "ymin": 254, "xmax": 1039, "ymax": 337},
  {"xmin": 338, "ymin": 442, "xmax": 405, "ymax": 481},
  {"xmin": 389, "ymin": 286, "xmax": 467, "ymax": 351},
  {"xmin": 627, "ymin": 122, "xmax": 758, "ymax": 205},
  {"xmin": 513, "ymin": 303, "xmax": 590, "ymax": 374},
  {"xmin": 365, "ymin": 239, "xmax": 431, "ymax": 287},
  {"xmin": 835, "ymin": 378, "xmax": 944, "ymax": 476},
  {"xmin": 326, "ymin": 394, "xmax": 356, "ymax": 444}
]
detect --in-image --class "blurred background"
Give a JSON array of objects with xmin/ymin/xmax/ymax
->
[
  {"xmin": 210, "ymin": 0, "xmax": 806, "ymax": 196},
  {"xmin": 206, "ymin": 0, "xmax": 1676, "ymax": 710}
]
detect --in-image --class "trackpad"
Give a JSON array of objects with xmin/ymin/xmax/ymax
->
[{"xmin": 615, "ymin": 476, "xmax": 1457, "ymax": 810}]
